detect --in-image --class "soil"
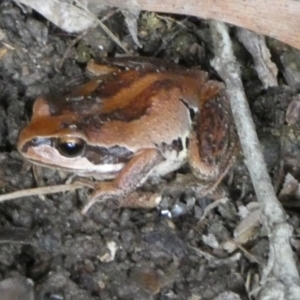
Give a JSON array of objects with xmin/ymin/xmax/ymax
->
[{"xmin": 1, "ymin": 2, "xmax": 300, "ymax": 300}]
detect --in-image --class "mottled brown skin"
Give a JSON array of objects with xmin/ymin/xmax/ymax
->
[{"xmin": 18, "ymin": 57, "xmax": 237, "ymax": 213}]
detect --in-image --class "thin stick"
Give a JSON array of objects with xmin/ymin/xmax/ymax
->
[
  {"xmin": 200, "ymin": 197, "xmax": 228, "ymax": 221},
  {"xmin": 96, "ymin": 18, "xmax": 130, "ymax": 54},
  {"xmin": 0, "ymin": 183, "xmax": 86, "ymax": 203},
  {"xmin": 75, "ymin": 2, "xmax": 130, "ymax": 54},
  {"xmin": 210, "ymin": 20, "xmax": 300, "ymax": 299},
  {"xmin": 57, "ymin": 30, "xmax": 87, "ymax": 71}
]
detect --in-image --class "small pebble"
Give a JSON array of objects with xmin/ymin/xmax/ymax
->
[{"xmin": 0, "ymin": 277, "xmax": 34, "ymax": 300}]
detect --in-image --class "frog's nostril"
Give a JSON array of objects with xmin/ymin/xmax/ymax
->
[{"xmin": 31, "ymin": 137, "xmax": 49, "ymax": 146}]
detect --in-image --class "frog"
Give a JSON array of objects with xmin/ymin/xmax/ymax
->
[{"xmin": 17, "ymin": 57, "xmax": 238, "ymax": 214}]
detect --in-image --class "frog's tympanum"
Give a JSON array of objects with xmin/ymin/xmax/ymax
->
[{"xmin": 18, "ymin": 57, "xmax": 238, "ymax": 213}]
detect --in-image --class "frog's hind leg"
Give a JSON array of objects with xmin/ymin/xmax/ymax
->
[{"xmin": 188, "ymin": 82, "xmax": 238, "ymax": 191}]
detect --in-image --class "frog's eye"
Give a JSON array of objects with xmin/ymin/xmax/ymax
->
[{"xmin": 57, "ymin": 137, "xmax": 85, "ymax": 158}]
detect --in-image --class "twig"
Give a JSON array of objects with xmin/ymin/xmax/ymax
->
[
  {"xmin": 236, "ymin": 29, "xmax": 278, "ymax": 88},
  {"xmin": 208, "ymin": 252, "xmax": 241, "ymax": 268},
  {"xmin": 57, "ymin": 30, "xmax": 87, "ymax": 71},
  {"xmin": 0, "ymin": 182, "xmax": 87, "ymax": 203},
  {"xmin": 209, "ymin": 20, "xmax": 300, "ymax": 299},
  {"xmin": 200, "ymin": 197, "xmax": 228, "ymax": 221},
  {"xmin": 75, "ymin": 2, "xmax": 131, "ymax": 54},
  {"xmin": 96, "ymin": 18, "xmax": 130, "ymax": 54},
  {"xmin": 57, "ymin": 9, "xmax": 121, "ymax": 70}
]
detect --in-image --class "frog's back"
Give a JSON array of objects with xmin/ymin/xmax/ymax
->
[{"xmin": 84, "ymin": 68, "xmax": 205, "ymax": 150}]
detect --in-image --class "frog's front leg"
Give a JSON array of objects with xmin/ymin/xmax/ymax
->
[
  {"xmin": 81, "ymin": 148, "xmax": 164, "ymax": 214},
  {"xmin": 188, "ymin": 83, "xmax": 238, "ymax": 194}
]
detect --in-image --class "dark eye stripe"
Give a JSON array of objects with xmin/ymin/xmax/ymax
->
[{"xmin": 21, "ymin": 138, "xmax": 51, "ymax": 153}]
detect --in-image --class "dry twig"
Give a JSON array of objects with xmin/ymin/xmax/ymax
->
[
  {"xmin": 237, "ymin": 29, "xmax": 278, "ymax": 88},
  {"xmin": 209, "ymin": 20, "xmax": 300, "ymax": 299},
  {"xmin": 0, "ymin": 182, "xmax": 86, "ymax": 203}
]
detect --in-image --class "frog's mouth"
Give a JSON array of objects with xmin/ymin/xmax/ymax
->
[
  {"xmin": 25, "ymin": 155, "xmax": 124, "ymax": 173},
  {"xmin": 25, "ymin": 157, "xmax": 124, "ymax": 180},
  {"xmin": 24, "ymin": 157, "xmax": 78, "ymax": 172}
]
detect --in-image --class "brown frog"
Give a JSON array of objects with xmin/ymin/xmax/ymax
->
[{"xmin": 17, "ymin": 57, "xmax": 237, "ymax": 213}]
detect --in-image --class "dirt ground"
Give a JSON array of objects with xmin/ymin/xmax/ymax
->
[{"xmin": 1, "ymin": 2, "xmax": 300, "ymax": 300}]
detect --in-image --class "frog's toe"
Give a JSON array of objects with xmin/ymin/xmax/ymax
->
[{"xmin": 119, "ymin": 192, "xmax": 162, "ymax": 208}]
